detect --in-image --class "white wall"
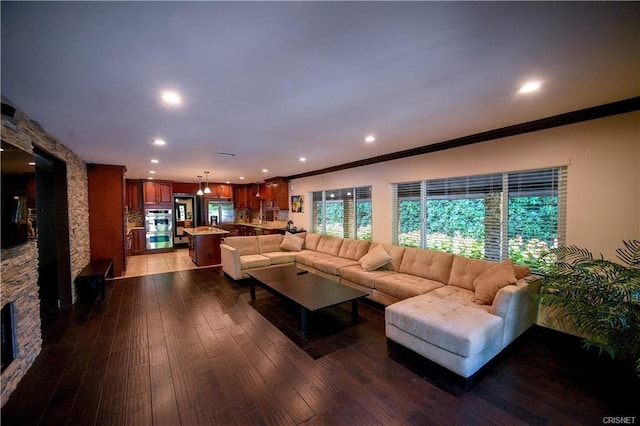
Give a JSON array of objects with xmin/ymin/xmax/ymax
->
[{"xmin": 289, "ymin": 112, "xmax": 639, "ymax": 262}]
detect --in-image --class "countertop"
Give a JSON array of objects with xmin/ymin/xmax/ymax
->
[
  {"xmin": 126, "ymin": 226, "xmax": 144, "ymax": 234},
  {"xmin": 233, "ymin": 222, "xmax": 286, "ymax": 230},
  {"xmin": 183, "ymin": 227, "xmax": 230, "ymax": 236}
]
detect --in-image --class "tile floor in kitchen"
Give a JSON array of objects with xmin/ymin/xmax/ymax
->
[{"xmin": 122, "ymin": 247, "xmax": 211, "ymax": 278}]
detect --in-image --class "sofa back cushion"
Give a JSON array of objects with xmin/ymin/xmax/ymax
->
[
  {"xmin": 280, "ymin": 232, "xmax": 305, "ymax": 252},
  {"xmin": 398, "ymin": 247, "xmax": 454, "ymax": 283},
  {"xmin": 369, "ymin": 243, "xmax": 405, "ymax": 271},
  {"xmin": 316, "ymin": 235, "xmax": 343, "ymax": 257},
  {"xmin": 257, "ymin": 234, "xmax": 284, "ymax": 253},
  {"xmin": 448, "ymin": 256, "xmax": 494, "ymax": 290},
  {"xmin": 338, "ymin": 239, "xmax": 371, "ymax": 260},
  {"xmin": 223, "ymin": 236, "xmax": 259, "ymax": 256},
  {"xmin": 449, "ymin": 255, "xmax": 532, "ymax": 290},
  {"xmin": 305, "ymin": 233, "xmax": 322, "ymax": 251}
]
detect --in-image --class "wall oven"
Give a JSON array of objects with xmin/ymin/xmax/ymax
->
[{"xmin": 145, "ymin": 209, "xmax": 173, "ymax": 250}]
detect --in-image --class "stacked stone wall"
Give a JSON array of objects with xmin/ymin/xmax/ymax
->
[{"xmin": 0, "ymin": 99, "xmax": 90, "ymax": 406}]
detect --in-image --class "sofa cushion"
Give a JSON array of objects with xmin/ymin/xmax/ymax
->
[
  {"xmin": 262, "ymin": 251, "xmax": 297, "ymax": 265},
  {"xmin": 257, "ymin": 234, "xmax": 284, "ymax": 254},
  {"xmin": 316, "ymin": 235, "xmax": 344, "ymax": 256},
  {"xmin": 313, "ymin": 257, "xmax": 361, "ymax": 276},
  {"xmin": 398, "ymin": 247, "xmax": 454, "ymax": 283},
  {"xmin": 240, "ymin": 254, "xmax": 271, "ymax": 269},
  {"xmin": 385, "ymin": 292, "xmax": 503, "ymax": 357},
  {"xmin": 375, "ymin": 273, "xmax": 445, "ymax": 300},
  {"xmin": 339, "ymin": 265, "xmax": 396, "ymax": 289},
  {"xmin": 473, "ymin": 260, "xmax": 517, "ymax": 305},
  {"xmin": 359, "ymin": 244, "xmax": 393, "ymax": 271},
  {"xmin": 295, "ymin": 250, "xmax": 334, "ymax": 267},
  {"xmin": 304, "ymin": 233, "xmax": 322, "ymax": 251},
  {"xmin": 369, "ymin": 243, "xmax": 406, "ymax": 272},
  {"xmin": 338, "ymin": 239, "xmax": 371, "ymax": 261},
  {"xmin": 513, "ymin": 264, "xmax": 531, "ymax": 280},
  {"xmin": 224, "ymin": 236, "xmax": 259, "ymax": 256},
  {"xmin": 280, "ymin": 232, "xmax": 304, "ymax": 252},
  {"xmin": 448, "ymin": 256, "xmax": 494, "ymax": 291}
]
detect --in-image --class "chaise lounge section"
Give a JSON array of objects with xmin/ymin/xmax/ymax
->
[{"xmin": 220, "ymin": 232, "xmax": 537, "ymax": 379}]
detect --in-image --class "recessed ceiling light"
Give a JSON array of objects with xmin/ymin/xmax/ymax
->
[
  {"xmin": 225, "ymin": 181, "xmax": 230, "ymax": 184},
  {"xmin": 299, "ymin": 157, "xmax": 306, "ymax": 162},
  {"xmin": 519, "ymin": 81, "xmax": 542, "ymax": 94},
  {"xmin": 262, "ymin": 169, "xmax": 268, "ymax": 173},
  {"xmin": 149, "ymin": 170, "xmax": 156, "ymax": 174},
  {"xmin": 161, "ymin": 91, "xmax": 182, "ymax": 105},
  {"xmin": 365, "ymin": 135, "xmax": 376, "ymax": 143},
  {"xmin": 153, "ymin": 139, "xmax": 166, "ymax": 146},
  {"xmin": 148, "ymin": 177, "xmax": 154, "ymax": 180},
  {"xmin": 150, "ymin": 159, "xmax": 159, "ymax": 164},
  {"xmin": 239, "ymin": 176, "xmax": 245, "ymax": 180}
]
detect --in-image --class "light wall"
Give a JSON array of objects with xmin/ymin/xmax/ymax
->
[{"xmin": 289, "ymin": 112, "xmax": 639, "ymax": 262}]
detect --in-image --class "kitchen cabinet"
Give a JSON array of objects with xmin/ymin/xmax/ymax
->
[
  {"xmin": 125, "ymin": 179, "xmax": 141, "ymax": 211},
  {"xmin": 205, "ymin": 183, "xmax": 233, "ymax": 199},
  {"xmin": 87, "ymin": 164, "xmax": 127, "ymax": 277},
  {"xmin": 264, "ymin": 178, "xmax": 289, "ymax": 210},
  {"xmin": 143, "ymin": 181, "xmax": 173, "ymax": 206},
  {"xmin": 233, "ymin": 185, "xmax": 249, "ymax": 209},
  {"xmin": 130, "ymin": 228, "xmax": 145, "ymax": 255}
]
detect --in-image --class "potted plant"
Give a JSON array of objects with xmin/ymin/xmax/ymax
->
[{"xmin": 532, "ymin": 240, "xmax": 640, "ymax": 377}]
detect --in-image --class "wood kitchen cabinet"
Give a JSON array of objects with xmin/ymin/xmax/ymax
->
[
  {"xmin": 143, "ymin": 181, "xmax": 173, "ymax": 206},
  {"xmin": 264, "ymin": 177, "xmax": 289, "ymax": 210},
  {"xmin": 205, "ymin": 183, "xmax": 233, "ymax": 199},
  {"xmin": 87, "ymin": 164, "xmax": 127, "ymax": 277},
  {"xmin": 130, "ymin": 228, "xmax": 145, "ymax": 255},
  {"xmin": 125, "ymin": 179, "xmax": 141, "ymax": 211},
  {"xmin": 233, "ymin": 185, "xmax": 249, "ymax": 209}
]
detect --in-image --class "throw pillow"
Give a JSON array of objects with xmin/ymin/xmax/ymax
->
[
  {"xmin": 280, "ymin": 232, "xmax": 304, "ymax": 252},
  {"xmin": 360, "ymin": 245, "xmax": 393, "ymax": 272},
  {"xmin": 473, "ymin": 260, "xmax": 517, "ymax": 305}
]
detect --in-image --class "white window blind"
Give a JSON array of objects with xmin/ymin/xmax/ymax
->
[
  {"xmin": 311, "ymin": 186, "xmax": 372, "ymax": 241},
  {"xmin": 392, "ymin": 167, "xmax": 567, "ymax": 269}
]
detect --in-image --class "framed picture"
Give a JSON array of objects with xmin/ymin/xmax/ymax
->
[{"xmin": 291, "ymin": 195, "xmax": 303, "ymax": 213}]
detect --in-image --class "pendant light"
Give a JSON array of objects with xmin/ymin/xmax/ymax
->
[
  {"xmin": 255, "ymin": 181, "xmax": 261, "ymax": 198},
  {"xmin": 203, "ymin": 171, "xmax": 212, "ymax": 194},
  {"xmin": 196, "ymin": 175, "xmax": 204, "ymax": 196}
]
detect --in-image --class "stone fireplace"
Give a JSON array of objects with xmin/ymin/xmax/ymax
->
[{"xmin": 0, "ymin": 241, "xmax": 42, "ymax": 407}]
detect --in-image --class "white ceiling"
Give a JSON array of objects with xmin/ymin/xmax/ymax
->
[{"xmin": 1, "ymin": 2, "xmax": 638, "ymax": 184}]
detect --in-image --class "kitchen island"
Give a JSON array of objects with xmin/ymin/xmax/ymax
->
[{"xmin": 183, "ymin": 227, "xmax": 229, "ymax": 267}]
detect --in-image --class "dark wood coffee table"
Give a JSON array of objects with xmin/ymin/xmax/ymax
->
[{"xmin": 247, "ymin": 264, "xmax": 368, "ymax": 333}]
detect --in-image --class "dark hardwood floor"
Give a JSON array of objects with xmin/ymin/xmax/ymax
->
[{"xmin": 2, "ymin": 267, "xmax": 638, "ymax": 425}]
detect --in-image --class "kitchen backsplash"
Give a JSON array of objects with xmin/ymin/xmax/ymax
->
[{"xmin": 127, "ymin": 210, "xmax": 144, "ymax": 227}]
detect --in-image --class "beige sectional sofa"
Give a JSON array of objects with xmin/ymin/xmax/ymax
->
[{"xmin": 220, "ymin": 232, "xmax": 537, "ymax": 378}]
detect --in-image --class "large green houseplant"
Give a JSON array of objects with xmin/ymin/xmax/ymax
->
[{"xmin": 532, "ymin": 240, "xmax": 640, "ymax": 377}]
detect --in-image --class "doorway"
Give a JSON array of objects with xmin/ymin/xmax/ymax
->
[
  {"xmin": 173, "ymin": 194, "xmax": 197, "ymax": 246},
  {"xmin": 34, "ymin": 147, "xmax": 72, "ymax": 311}
]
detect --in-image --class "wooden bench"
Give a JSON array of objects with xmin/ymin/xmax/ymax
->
[{"xmin": 75, "ymin": 258, "xmax": 114, "ymax": 302}]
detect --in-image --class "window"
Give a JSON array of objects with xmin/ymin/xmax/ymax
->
[
  {"xmin": 392, "ymin": 167, "xmax": 566, "ymax": 269},
  {"xmin": 311, "ymin": 186, "xmax": 372, "ymax": 241}
]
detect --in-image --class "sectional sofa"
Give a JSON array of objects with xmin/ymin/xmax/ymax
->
[{"xmin": 220, "ymin": 232, "xmax": 538, "ymax": 378}]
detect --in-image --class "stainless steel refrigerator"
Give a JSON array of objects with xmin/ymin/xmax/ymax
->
[{"xmin": 206, "ymin": 200, "xmax": 234, "ymax": 227}]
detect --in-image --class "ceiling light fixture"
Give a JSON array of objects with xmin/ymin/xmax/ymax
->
[
  {"xmin": 150, "ymin": 159, "xmax": 159, "ymax": 164},
  {"xmin": 519, "ymin": 81, "xmax": 542, "ymax": 94},
  {"xmin": 28, "ymin": 162, "xmax": 36, "ymax": 166},
  {"xmin": 148, "ymin": 177, "xmax": 154, "ymax": 180},
  {"xmin": 149, "ymin": 170, "xmax": 156, "ymax": 174},
  {"xmin": 153, "ymin": 139, "xmax": 166, "ymax": 146},
  {"xmin": 239, "ymin": 176, "xmax": 245, "ymax": 180},
  {"xmin": 365, "ymin": 135, "xmax": 376, "ymax": 143},
  {"xmin": 203, "ymin": 171, "xmax": 211, "ymax": 194},
  {"xmin": 196, "ymin": 175, "xmax": 204, "ymax": 196},
  {"xmin": 161, "ymin": 91, "xmax": 182, "ymax": 105},
  {"xmin": 299, "ymin": 157, "xmax": 306, "ymax": 162},
  {"xmin": 262, "ymin": 169, "xmax": 268, "ymax": 173}
]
